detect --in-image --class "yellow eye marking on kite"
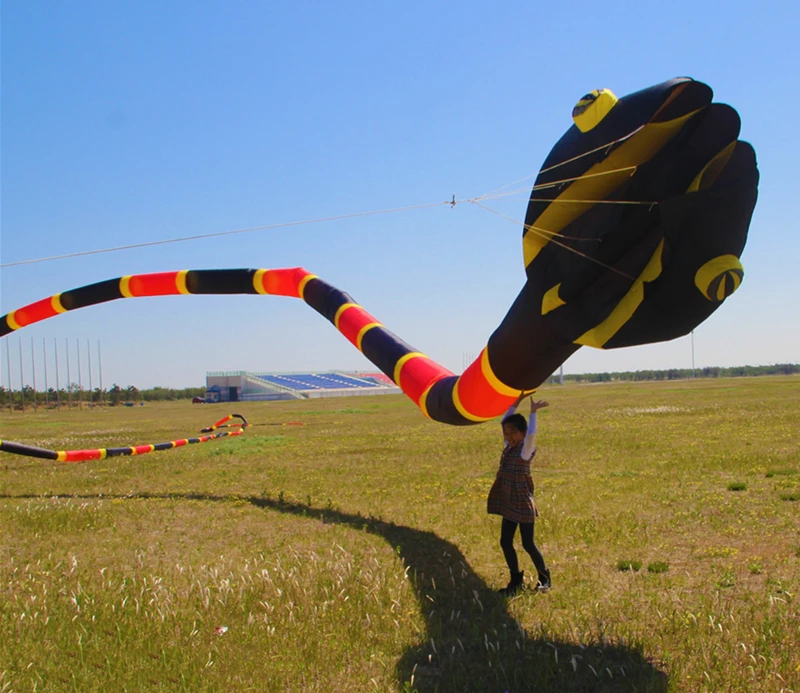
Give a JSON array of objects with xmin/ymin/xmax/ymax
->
[
  {"xmin": 541, "ymin": 283, "xmax": 566, "ymax": 315},
  {"xmin": 695, "ymin": 255, "xmax": 744, "ymax": 301},
  {"xmin": 572, "ymin": 89, "xmax": 618, "ymax": 133}
]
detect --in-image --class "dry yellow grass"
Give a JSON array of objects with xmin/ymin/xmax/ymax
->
[{"xmin": 1, "ymin": 376, "xmax": 798, "ymax": 691}]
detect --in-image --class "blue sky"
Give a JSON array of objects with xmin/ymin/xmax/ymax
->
[{"xmin": 2, "ymin": 1, "xmax": 798, "ymax": 389}]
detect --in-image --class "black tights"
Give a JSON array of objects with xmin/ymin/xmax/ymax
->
[{"xmin": 500, "ymin": 518, "xmax": 547, "ymax": 576}]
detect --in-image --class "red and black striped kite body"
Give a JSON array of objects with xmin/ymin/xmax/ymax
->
[
  {"xmin": 0, "ymin": 415, "xmax": 248, "ymax": 462},
  {"xmin": 0, "ymin": 77, "xmax": 759, "ymax": 435}
]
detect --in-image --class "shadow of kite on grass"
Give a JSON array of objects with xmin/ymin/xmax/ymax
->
[{"xmin": 5, "ymin": 490, "xmax": 668, "ymax": 693}]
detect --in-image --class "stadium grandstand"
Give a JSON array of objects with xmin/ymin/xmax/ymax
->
[{"xmin": 205, "ymin": 371, "xmax": 400, "ymax": 402}]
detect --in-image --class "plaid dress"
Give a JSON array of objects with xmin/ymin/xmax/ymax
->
[{"xmin": 487, "ymin": 442, "xmax": 538, "ymax": 524}]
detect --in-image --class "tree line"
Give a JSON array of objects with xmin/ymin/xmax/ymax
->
[
  {"xmin": 1, "ymin": 363, "xmax": 796, "ymax": 410},
  {"xmin": 0, "ymin": 384, "xmax": 205, "ymax": 410},
  {"xmin": 547, "ymin": 363, "xmax": 800, "ymax": 384}
]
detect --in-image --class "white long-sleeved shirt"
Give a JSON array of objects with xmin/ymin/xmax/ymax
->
[{"xmin": 501, "ymin": 405, "xmax": 538, "ymax": 461}]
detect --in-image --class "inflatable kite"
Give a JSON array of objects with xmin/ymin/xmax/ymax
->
[
  {"xmin": 0, "ymin": 414, "xmax": 248, "ymax": 462},
  {"xmin": 0, "ymin": 77, "xmax": 758, "ymax": 434}
]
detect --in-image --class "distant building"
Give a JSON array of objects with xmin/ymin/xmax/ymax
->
[{"xmin": 205, "ymin": 371, "xmax": 400, "ymax": 403}]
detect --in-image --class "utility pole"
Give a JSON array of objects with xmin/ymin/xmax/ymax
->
[
  {"xmin": 31, "ymin": 337, "xmax": 38, "ymax": 411},
  {"xmin": 66, "ymin": 338, "xmax": 72, "ymax": 410},
  {"xmin": 54, "ymin": 337, "xmax": 61, "ymax": 408},
  {"xmin": 5, "ymin": 340, "xmax": 12, "ymax": 412},
  {"xmin": 87, "ymin": 338, "xmax": 93, "ymax": 406},
  {"xmin": 77, "ymin": 339, "xmax": 82, "ymax": 408},
  {"xmin": 98, "ymin": 339, "xmax": 104, "ymax": 406},
  {"xmin": 43, "ymin": 338, "xmax": 49, "ymax": 407},
  {"xmin": 18, "ymin": 337, "xmax": 25, "ymax": 412}
]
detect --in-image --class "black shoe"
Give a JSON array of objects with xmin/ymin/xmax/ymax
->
[
  {"xmin": 536, "ymin": 569, "xmax": 551, "ymax": 592},
  {"xmin": 498, "ymin": 570, "xmax": 524, "ymax": 596}
]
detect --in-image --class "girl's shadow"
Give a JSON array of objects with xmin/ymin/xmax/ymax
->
[{"xmin": 250, "ymin": 494, "xmax": 668, "ymax": 693}]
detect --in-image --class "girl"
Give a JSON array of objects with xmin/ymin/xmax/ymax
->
[{"xmin": 487, "ymin": 393, "xmax": 551, "ymax": 596}]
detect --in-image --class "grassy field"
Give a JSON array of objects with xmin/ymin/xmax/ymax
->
[{"xmin": 1, "ymin": 376, "xmax": 798, "ymax": 692}]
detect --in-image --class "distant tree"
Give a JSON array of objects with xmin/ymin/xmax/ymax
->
[{"xmin": 109, "ymin": 384, "xmax": 122, "ymax": 406}]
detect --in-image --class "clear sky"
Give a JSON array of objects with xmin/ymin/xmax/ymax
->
[{"xmin": 1, "ymin": 1, "xmax": 798, "ymax": 390}]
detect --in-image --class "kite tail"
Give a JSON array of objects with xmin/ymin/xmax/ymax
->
[
  {"xmin": 0, "ymin": 414, "xmax": 248, "ymax": 462},
  {"xmin": 0, "ymin": 268, "xmax": 528, "ymax": 425}
]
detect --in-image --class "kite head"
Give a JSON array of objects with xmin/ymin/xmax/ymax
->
[{"xmin": 518, "ymin": 77, "xmax": 758, "ymax": 350}]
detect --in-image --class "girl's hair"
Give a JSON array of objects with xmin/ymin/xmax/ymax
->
[{"xmin": 502, "ymin": 413, "xmax": 527, "ymax": 434}]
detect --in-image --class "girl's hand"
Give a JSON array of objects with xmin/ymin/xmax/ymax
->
[
  {"xmin": 512, "ymin": 391, "xmax": 528, "ymax": 407},
  {"xmin": 529, "ymin": 399, "xmax": 549, "ymax": 412}
]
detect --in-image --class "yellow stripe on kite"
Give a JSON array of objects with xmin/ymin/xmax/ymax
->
[
  {"xmin": 393, "ymin": 351, "xmax": 426, "ymax": 386},
  {"xmin": 524, "ymin": 110, "xmax": 699, "ymax": 267},
  {"xmin": 687, "ymin": 141, "xmax": 737, "ymax": 193},
  {"xmin": 120, "ymin": 276, "xmax": 133, "ymax": 298},
  {"xmin": 452, "ymin": 379, "xmax": 495, "ymax": 422},
  {"xmin": 356, "ymin": 322, "xmax": 382, "ymax": 351},
  {"xmin": 479, "ymin": 348, "xmax": 518, "ymax": 397},
  {"xmin": 176, "ymin": 270, "xmax": 190, "ymax": 294},
  {"xmin": 298, "ymin": 273, "xmax": 318, "ymax": 299},
  {"xmin": 51, "ymin": 294, "xmax": 67, "ymax": 314},
  {"xmin": 253, "ymin": 269, "xmax": 269, "ymax": 294},
  {"xmin": 334, "ymin": 303, "xmax": 357, "ymax": 330},
  {"xmin": 418, "ymin": 383, "xmax": 434, "ymax": 420},
  {"xmin": 575, "ymin": 240, "xmax": 664, "ymax": 347},
  {"xmin": 56, "ymin": 451, "xmax": 67, "ymax": 462},
  {"xmin": 6, "ymin": 311, "xmax": 21, "ymax": 331}
]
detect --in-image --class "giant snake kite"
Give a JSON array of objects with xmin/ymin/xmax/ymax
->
[{"xmin": 0, "ymin": 77, "xmax": 759, "ymax": 459}]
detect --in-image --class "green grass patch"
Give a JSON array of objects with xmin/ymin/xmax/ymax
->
[
  {"xmin": 765, "ymin": 468, "xmax": 798, "ymax": 478},
  {"xmin": 617, "ymin": 559, "xmax": 642, "ymax": 572},
  {"xmin": 779, "ymin": 492, "xmax": 800, "ymax": 501},
  {"xmin": 647, "ymin": 561, "xmax": 669, "ymax": 574},
  {"xmin": 727, "ymin": 481, "xmax": 747, "ymax": 491},
  {"xmin": 716, "ymin": 568, "xmax": 737, "ymax": 588}
]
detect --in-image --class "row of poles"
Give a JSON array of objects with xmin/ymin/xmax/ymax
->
[{"xmin": 2, "ymin": 338, "xmax": 104, "ymax": 412}]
